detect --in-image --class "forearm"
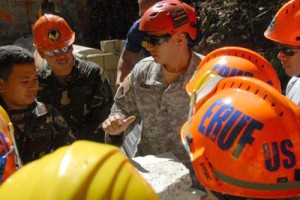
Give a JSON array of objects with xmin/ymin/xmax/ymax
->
[{"xmin": 116, "ymin": 49, "xmax": 139, "ymax": 86}]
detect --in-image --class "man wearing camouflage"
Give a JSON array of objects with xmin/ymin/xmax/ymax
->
[
  {"xmin": 0, "ymin": 45, "xmax": 74, "ymax": 164},
  {"xmin": 33, "ymin": 14, "xmax": 113, "ymax": 142},
  {"xmin": 103, "ymin": 1, "xmax": 204, "ymax": 188}
]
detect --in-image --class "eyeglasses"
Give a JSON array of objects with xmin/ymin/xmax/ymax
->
[
  {"xmin": 142, "ymin": 34, "xmax": 171, "ymax": 47},
  {"xmin": 278, "ymin": 46, "xmax": 300, "ymax": 56},
  {"xmin": 44, "ymin": 45, "xmax": 71, "ymax": 56}
]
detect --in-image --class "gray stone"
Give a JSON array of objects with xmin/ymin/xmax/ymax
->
[{"xmin": 132, "ymin": 152, "xmax": 195, "ymax": 200}]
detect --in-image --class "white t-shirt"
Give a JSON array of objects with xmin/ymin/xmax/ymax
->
[{"xmin": 286, "ymin": 76, "xmax": 300, "ymax": 106}]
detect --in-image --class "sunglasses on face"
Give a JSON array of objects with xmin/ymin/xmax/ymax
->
[
  {"xmin": 278, "ymin": 46, "xmax": 300, "ymax": 56},
  {"xmin": 44, "ymin": 45, "xmax": 71, "ymax": 56},
  {"xmin": 142, "ymin": 34, "xmax": 171, "ymax": 47}
]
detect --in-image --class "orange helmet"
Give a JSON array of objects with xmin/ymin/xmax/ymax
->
[
  {"xmin": 139, "ymin": 0, "xmax": 197, "ymax": 40},
  {"xmin": 264, "ymin": 0, "xmax": 300, "ymax": 45},
  {"xmin": 33, "ymin": 14, "xmax": 75, "ymax": 51},
  {"xmin": 181, "ymin": 75, "xmax": 300, "ymax": 198},
  {"xmin": 187, "ymin": 46, "xmax": 281, "ymax": 94},
  {"xmin": 0, "ymin": 106, "xmax": 19, "ymax": 184}
]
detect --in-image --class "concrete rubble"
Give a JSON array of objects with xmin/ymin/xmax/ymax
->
[{"xmin": 132, "ymin": 152, "xmax": 206, "ymax": 200}]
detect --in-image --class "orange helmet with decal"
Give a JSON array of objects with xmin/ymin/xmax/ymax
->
[
  {"xmin": 139, "ymin": 0, "xmax": 198, "ymax": 40},
  {"xmin": 181, "ymin": 75, "xmax": 300, "ymax": 198},
  {"xmin": 187, "ymin": 46, "xmax": 281, "ymax": 94},
  {"xmin": 33, "ymin": 14, "xmax": 75, "ymax": 51},
  {"xmin": 264, "ymin": 0, "xmax": 300, "ymax": 45}
]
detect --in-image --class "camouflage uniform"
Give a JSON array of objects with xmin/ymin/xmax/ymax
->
[
  {"xmin": 37, "ymin": 58, "xmax": 113, "ymax": 142},
  {"xmin": 0, "ymin": 99, "xmax": 74, "ymax": 164},
  {"xmin": 106, "ymin": 52, "xmax": 203, "ymax": 187}
]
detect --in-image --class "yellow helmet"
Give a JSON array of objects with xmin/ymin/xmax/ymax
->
[{"xmin": 0, "ymin": 141, "xmax": 158, "ymax": 200}]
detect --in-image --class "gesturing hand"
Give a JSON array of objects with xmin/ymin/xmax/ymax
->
[{"xmin": 102, "ymin": 114, "xmax": 136, "ymax": 135}]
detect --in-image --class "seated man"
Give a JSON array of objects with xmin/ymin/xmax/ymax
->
[{"xmin": 0, "ymin": 45, "xmax": 74, "ymax": 164}]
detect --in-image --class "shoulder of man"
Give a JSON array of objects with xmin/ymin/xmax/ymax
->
[
  {"xmin": 287, "ymin": 76, "xmax": 300, "ymax": 92},
  {"xmin": 116, "ymin": 57, "xmax": 158, "ymax": 98},
  {"xmin": 76, "ymin": 59, "xmax": 106, "ymax": 78},
  {"xmin": 128, "ymin": 18, "xmax": 141, "ymax": 34}
]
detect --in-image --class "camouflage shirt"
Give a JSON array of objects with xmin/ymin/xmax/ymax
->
[
  {"xmin": 37, "ymin": 58, "xmax": 113, "ymax": 142},
  {"xmin": 0, "ymin": 99, "xmax": 74, "ymax": 164},
  {"xmin": 107, "ymin": 52, "xmax": 203, "ymax": 166}
]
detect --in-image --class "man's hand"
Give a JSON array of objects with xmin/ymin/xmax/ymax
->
[{"xmin": 102, "ymin": 114, "xmax": 136, "ymax": 135}]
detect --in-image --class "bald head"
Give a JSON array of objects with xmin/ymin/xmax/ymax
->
[{"xmin": 138, "ymin": 0, "xmax": 161, "ymax": 16}]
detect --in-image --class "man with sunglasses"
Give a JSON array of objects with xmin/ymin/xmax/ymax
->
[
  {"xmin": 33, "ymin": 14, "xmax": 113, "ymax": 143},
  {"xmin": 103, "ymin": 0, "xmax": 204, "ymax": 189},
  {"xmin": 264, "ymin": 0, "xmax": 300, "ymax": 106},
  {"xmin": 115, "ymin": 0, "xmax": 161, "ymax": 88}
]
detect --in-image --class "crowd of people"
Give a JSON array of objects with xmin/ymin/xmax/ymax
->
[{"xmin": 0, "ymin": 0, "xmax": 300, "ymax": 199}]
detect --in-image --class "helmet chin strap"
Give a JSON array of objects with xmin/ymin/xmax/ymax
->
[{"xmin": 184, "ymin": 71, "xmax": 222, "ymax": 153}]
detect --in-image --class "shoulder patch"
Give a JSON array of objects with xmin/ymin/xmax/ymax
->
[
  {"xmin": 35, "ymin": 102, "xmax": 48, "ymax": 117},
  {"xmin": 115, "ymin": 75, "xmax": 131, "ymax": 100},
  {"xmin": 123, "ymin": 75, "xmax": 130, "ymax": 94}
]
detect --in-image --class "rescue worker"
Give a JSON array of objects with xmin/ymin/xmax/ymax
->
[
  {"xmin": 33, "ymin": 14, "xmax": 113, "ymax": 142},
  {"xmin": 182, "ymin": 72, "xmax": 300, "ymax": 199},
  {"xmin": 264, "ymin": 0, "xmax": 300, "ymax": 106},
  {"xmin": 103, "ymin": 0, "xmax": 204, "ymax": 189},
  {"xmin": 115, "ymin": 0, "xmax": 161, "ymax": 88},
  {"xmin": 0, "ymin": 141, "xmax": 159, "ymax": 200},
  {"xmin": 0, "ymin": 45, "xmax": 74, "ymax": 164}
]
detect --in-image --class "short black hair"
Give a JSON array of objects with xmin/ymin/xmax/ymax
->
[{"xmin": 0, "ymin": 45, "xmax": 34, "ymax": 80}]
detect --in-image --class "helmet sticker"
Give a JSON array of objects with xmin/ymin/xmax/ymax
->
[
  {"xmin": 48, "ymin": 29, "xmax": 61, "ymax": 42},
  {"xmin": 265, "ymin": 17, "xmax": 277, "ymax": 36},
  {"xmin": 170, "ymin": 7, "xmax": 189, "ymax": 28}
]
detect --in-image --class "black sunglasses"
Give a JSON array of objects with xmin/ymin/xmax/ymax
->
[
  {"xmin": 278, "ymin": 46, "xmax": 300, "ymax": 56},
  {"xmin": 142, "ymin": 34, "xmax": 171, "ymax": 47},
  {"xmin": 44, "ymin": 45, "xmax": 71, "ymax": 56}
]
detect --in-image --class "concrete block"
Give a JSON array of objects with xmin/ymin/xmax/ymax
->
[
  {"xmin": 119, "ymin": 40, "xmax": 126, "ymax": 52},
  {"xmin": 100, "ymin": 53, "xmax": 119, "ymax": 70},
  {"xmin": 73, "ymin": 44, "xmax": 103, "ymax": 56},
  {"xmin": 86, "ymin": 54, "xmax": 104, "ymax": 67},
  {"xmin": 100, "ymin": 39, "xmax": 121, "ymax": 53},
  {"xmin": 132, "ymin": 152, "xmax": 192, "ymax": 200},
  {"xmin": 74, "ymin": 54, "xmax": 86, "ymax": 61}
]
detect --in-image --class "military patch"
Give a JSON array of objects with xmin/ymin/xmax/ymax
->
[
  {"xmin": 123, "ymin": 75, "xmax": 130, "ymax": 94},
  {"xmin": 115, "ymin": 75, "xmax": 130, "ymax": 100},
  {"xmin": 36, "ymin": 102, "xmax": 48, "ymax": 117},
  {"xmin": 48, "ymin": 29, "xmax": 61, "ymax": 42},
  {"xmin": 54, "ymin": 115, "xmax": 68, "ymax": 128}
]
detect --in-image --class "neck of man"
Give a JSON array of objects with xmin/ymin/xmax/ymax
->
[{"xmin": 164, "ymin": 48, "xmax": 191, "ymax": 73}]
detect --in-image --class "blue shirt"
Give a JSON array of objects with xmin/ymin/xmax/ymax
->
[{"xmin": 125, "ymin": 19, "xmax": 150, "ymax": 57}]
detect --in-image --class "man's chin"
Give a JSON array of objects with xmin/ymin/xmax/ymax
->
[{"xmin": 284, "ymin": 69, "xmax": 297, "ymax": 77}]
